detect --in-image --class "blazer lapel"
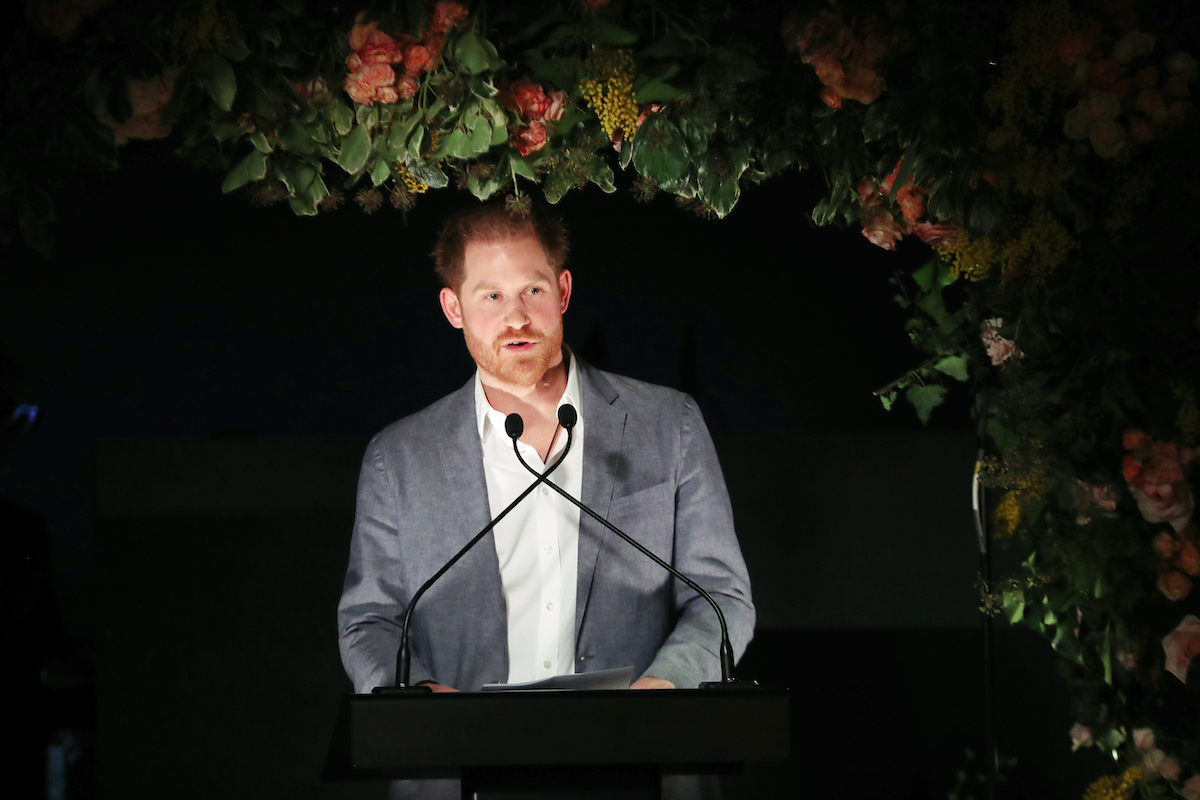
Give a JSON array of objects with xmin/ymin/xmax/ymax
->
[
  {"xmin": 434, "ymin": 377, "xmax": 494, "ymax": 542},
  {"xmin": 575, "ymin": 361, "xmax": 625, "ymax": 642}
]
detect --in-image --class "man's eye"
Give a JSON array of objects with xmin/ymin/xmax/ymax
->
[
  {"xmin": 486, "ymin": 293, "xmax": 500, "ymax": 301},
  {"xmin": 528, "ymin": 287, "xmax": 541, "ymax": 295}
]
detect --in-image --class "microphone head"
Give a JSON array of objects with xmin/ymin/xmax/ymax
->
[
  {"xmin": 504, "ymin": 413, "xmax": 524, "ymax": 439},
  {"xmin": 557, "ymin": 404, "xmax": 578, "ymax": 430}
]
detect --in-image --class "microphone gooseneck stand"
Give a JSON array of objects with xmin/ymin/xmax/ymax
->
[
  {"xmin": 373, "ymin": 414, "xmax": 575, "ymax": 694},
  {"xmin": 509, "ymin": 406, "xmax": 751, "ymax": 687}
]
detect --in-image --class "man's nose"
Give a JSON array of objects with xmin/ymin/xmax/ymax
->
[{"xmin": 503, "ymin": 297, "xmax": 531, "ymax": 326}]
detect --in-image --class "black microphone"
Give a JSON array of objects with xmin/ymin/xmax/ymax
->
[
  {"xmin": 373, "ymin": 412, "xmax": 572, "ymax": 693},
  {"xmin": 509, "ymin": 404, "xmax": 746, "ymax": 687}
]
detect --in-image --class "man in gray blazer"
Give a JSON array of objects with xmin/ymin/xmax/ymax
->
[{"xmin": 337, "ymin": 201, "xmax": 754, "ymax": 793}]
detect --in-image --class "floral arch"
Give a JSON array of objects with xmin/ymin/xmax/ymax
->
[{"xmin": 4, "ymin": 0, "xmax": 1200, "ymax": 795}]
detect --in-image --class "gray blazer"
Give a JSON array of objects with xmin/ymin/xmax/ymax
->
[{"xmin": 337, "ymin": 358, "xmax": 755, "ymax": 693}]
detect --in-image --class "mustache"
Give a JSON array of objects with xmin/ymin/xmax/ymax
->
[{"xmin": 494, "ymin": 326, "xmax": 544, "ymax": 347}]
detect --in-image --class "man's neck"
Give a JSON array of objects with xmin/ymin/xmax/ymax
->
[{"xmin": 480, "ymin": 355, "xmax": 568, "ymax": 422}]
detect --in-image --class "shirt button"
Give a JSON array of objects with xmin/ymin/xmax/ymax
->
[
  {"xmin": 543, "ymin": 660, "xmax": 552, "ymax": 669},
  {"xmin": 543, "ymin": 545, "xmax": 554, "ymax": 554},
  {"xmin": 540, "ymin": 486, "xmax": 549, "ymax": 496},
  {"xmin": 546, "ymin": 601, "xmax": 555, "ymax": 610}
]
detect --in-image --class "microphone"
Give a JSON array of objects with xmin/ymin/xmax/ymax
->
[
  {"xmin": 509, "ymin": 404, "xmax": 746, "ymax": 687},
  {"xmin": 373, "ymin": 412, "xmax": 572, "ymax": 693}
]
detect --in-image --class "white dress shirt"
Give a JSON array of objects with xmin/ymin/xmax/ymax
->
[{"xmin": 474, "ymin": 354, "xmax": 583, "ymax": 684}]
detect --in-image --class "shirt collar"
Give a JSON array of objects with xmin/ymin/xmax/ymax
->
[{"xmin": 474, "ymin": 348, "xmax": 581, "ymax": 444}]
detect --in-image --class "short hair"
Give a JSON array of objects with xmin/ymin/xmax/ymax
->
[{"xmin": 433, "ymin": 200, "xmax": 569, "ymax": 292}]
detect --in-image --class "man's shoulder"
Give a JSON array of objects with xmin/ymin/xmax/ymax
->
[
  {"xmin": 580, "ymin": 360, "xmax": 691, "ymax": 411},
  {"xmin": 370, "ymin": 377, "xmax": 473, "ymax": 449}
]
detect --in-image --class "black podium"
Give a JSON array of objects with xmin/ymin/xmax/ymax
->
[{"xmin": 325, "ymin": 687, "xmax": 790, "ymax": 799}]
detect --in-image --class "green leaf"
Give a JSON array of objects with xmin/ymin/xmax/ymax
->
[
  {"xmin": 587, "ymin": 157, "xmax": 616, "ymax": 193},
  {"xmin": 370, "ymin": 157, "xmax": 392, "ymax": 186},
  {"xmin": 192, "ymin": 52, "xmax": 237, "ymax": 112},
  {"xmin": 468, "ymin": 119, "xmax": 493, "ymax": 156},
  {"xmin": 277, "ymin": 120, "xmax": 315, "ymax": 154},
  {"xmin": 466, "ymin": 73, "xmax": 499, "ymax": 99},
  {"xmin": 277, "ymin": 162, "xmax": 316, "ymax": 196},
  {"xmin": 1051, "ymin": 623, "xmax": 1083, "ymax": 664},
  {"xmin": 337, "ymin": 125, "xmax": 371, "ymax": 174},
  {"xmin": 439, "ymin": 128, "xmax": 471, "ymax": 159},
  {"xmin": 328, "ymin": 101, "xmax": 354, "ymax": 137},
  {"xmin": 542, "ymin": 169, "xmax": 574, "ymax": 204},
  {"xmin": 468, "ymin": 164, "xmax": 506, "ymax": 200},
  {"xmin": 509, "ymin": 153, "xmax": 538, "ymax": 181},
  {"xmin": 632, "ymin": 115, "xmax": 689, "ymax": 182},
  {"xmin": 407, "ymin": 125, "xmax": 426, "ymax": 160},
  {"xmin": 635, "ymin": 78, "xmax": 684, "ymax": 104},
  {"xmin": 906, "ymin": 384, "xmax": 948, "ymax": 424},
  {"xmin": 221, "ymin": 150, "xmax": 268, "ymax": 193},
  {"xmin": 388, "ymin": 110, "xmax": 423, "ymax": 153},
  {"xmin": 1102, "ymin": 625, "xmax": 1113, "ymax": 686},
  {"xmin": 248, "ymin": 131, "xmax": 273, "ymax": 153},
  {"xmin": 590, "ymin": 19, "xmax": 639, "ymax": 47},
  {"xmin": 933, "ymin": 354, "xmax": 969, "ymax": 381},
  {"xmin": 1002, "ymin": 586, "xmax": 1025, "ymax": 624},
  {"xmin": 697, "ymin": 147, "xmax": 751, "ymax": 218},
  {"xmin": 862, "ymin": 102, "xmax": 888, "ymax": 142},
  {"xmin": 987, "ymin": 419, "xmax": 1023, "ymax": 454},
  {"xmin": 455, "ymin": 29, "xmax": 496, "ymax": 74},
  {"xmin": 356, "ymin": 104, "xmax": 379, "ymax": 130},
  {"xmin": 211, "ymin": 118, "xmax": 241, "ymax": 143}
]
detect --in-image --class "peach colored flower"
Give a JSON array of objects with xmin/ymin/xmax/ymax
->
[
  {"xmin": 1132, "ymin": 484, "xmax": 1194, "ymax": 531},
  {"xmin": 502, "ymin": 77, "xmax": 552, "ymax": 119},
  {"xmin": 1183, "ymin": 774, "xmax": 1200, "ymax": 800},
  {"xmin": 396, "ymin": 75, "xmax": 419, "ymax": 100},
  {"xmin": 1124, "ymin": 427, "xmax": 1149, "ymax": 450},
  {"xmin": 911, "ymin": 222, "xmax": 961, "ymax": 247},
  {"xmin": 375, "ymin": 85, "xmax": 399, "ymax": 104},
  {"xmin": 1155, "ymin": 531, "xmax": 1181, "ymax": 558},
  {"xmin": 1166, "ymin": 52, "xmax": 1199, "ymax": 81},
  {"xmin": 1059, "ymin": 33, "xmax": 1091, "ymax": 63},
  {"xmin": 430, "ymin": 0, "xmax": 469, "ymax": 34},
  {"xmin": 1069, "ymin": 723, "xmax": 1093, "ymax": 750},
  {"xmin": 346, "ymin": 52, "xmax": 364, "ymax": 72},
  {"xmin": 511, "ymin": 121, "xmax": 548, "ymax": 156},
  {"xmin": 544, "ymin": 90, "xmax": 568, "ymax": 122},
  {"xmin": 1162, "ymin": 614, "xmax": 1200, "ymax": 682},
  {"xmin": 92, "ymin": 66, "xmax": 182, "ymax": 145},
  {"xmin": 1085, "ymin": 90, "xmax": 1122, "ymax": 121},
  {"xmin": 1143, "ymin": 748, "xmax": 1167, "ymax": 773},
  {"xmin": 1113, "ymin": 30, "xmax": 1156, "ymax": 64},
  {"xmin": 361, "ymin": 30, "xmax": 406, "ymax": 64},
  {"xmin": 896, "ymin": 185, "xmax": 925, "ymax": 223},
  {"xmin": 349, "ymin": 14, "xmax": 378, "ymax": 51},
  {"xmin": 1133, "ymin": 727, "xmax": 1156, "ymax": 753},
  {"xmin": 1128, "ymin": 116, "xmax": 1154, "ymax": 144},
  {"xmin": 1176, "ymin": 541, "xmax": 1200, "ymax": 575},
  {"xmin": 1063, "ymin": 103, "xmax": 1092, "ymax": 139},
  {"xmin": 1090, "ymin": 58, "xmax": 1125, "ymax": 90},
  {"xmin": 1115, "ymin": 645, "xmax": 1138, "ymax": 670},
  {"xmin": 1090, "ymin": 120, "xmax": 1126, "ymax": 158},
  {"xmin": 32, "ymin": 0, "xmax": 107, "ymax": 41},
  {"xmin": 982, "ymin": 318, "xmax": 1023, "ymax": 366},
  {"xmin": 860, "ymin": 206, "xmax": 907, "ymax": 250},
  {"xmin": 819, "ymin": 86, "xmax": 843, "ymax": 108},
  {"xmin": 858, "ymin": 177, "xmax": 880, "ymax": 200},
  {"xmin": 1158, "ymin": 571, "xmax": 1193, "ymax": 601},
  {"xmin": 1161, "ymin": 758, "xmax": 1182, "ymax": 782}
]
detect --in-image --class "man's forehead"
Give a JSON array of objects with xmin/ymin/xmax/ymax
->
[{"xmin": 461, "ymin": 235, "xmax": 555, "ymax": 283}]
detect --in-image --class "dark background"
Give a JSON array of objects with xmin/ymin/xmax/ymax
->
[{"xmin": 3, "ymin": 142, "xmax": 1109, "ymax": 797}]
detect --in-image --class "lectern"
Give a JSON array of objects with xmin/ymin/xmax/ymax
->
[{"xmin": 325, "ymin": 687, "xmax": 790, "ymax": 799}]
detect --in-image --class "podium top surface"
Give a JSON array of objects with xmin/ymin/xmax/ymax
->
[{"xmin": 335, "ymin": 687, "xmax": 790, "ymax": 776}]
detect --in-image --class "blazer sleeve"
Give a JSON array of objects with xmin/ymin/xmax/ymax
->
[
  {"xmin": 642, "ymin": 396, "xmax": 755, "ymax": 688},
  {"xmin": 336, "ymin": 437, "xmax": 436, "ymax": 692}
]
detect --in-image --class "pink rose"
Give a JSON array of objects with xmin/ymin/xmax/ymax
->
[
  {"xmin": 430, "ymin": 0, "xmax": 469, "ymax": 33},
  {"xmin": 92, "ymin": 66, "xmax": 182, "ymax": 145},
  {"xmin": 1143, "ymin": 748, "xmax": 1167, "ymax": 773},
  {"xmin": 503, "ymin": 78, "xmax": 552, "ymax": 119},
  {"xmin": 361, "ymin": 30, "xmax": 405, "ymax": 64},
  {"xmin": 1158, "ymin": 571, "xmax": 1193, "ymax": 601},
  {"xmin": 981, "ymin": 318, "xmax": 1023, "ymax": 366},
  {"xmin": 395, "ymin": 74, "xmax": 419, "ymax": 100},
  {"xmin": 346, "ymin": 52, "xmax": 363, "ymax": 72},
  {"xmin": 1115, "ymin": 645, "xmax": 1138, "ymax": 670},
  {"xmin": 403, "ymin": 43, "xmax": 433, "ymax": 75},
  {"xmin": 1089, "ymin": 120, "xmax": 1126, "ymax": 158},
  {"xmin": 510, "ymin": 121, "xmax": 548, "ymax": 156},
  {"xmin": 812, "ymin": 56, "xmax": 847, "ymax": 88},
  {"xmin": 1161, "ymin": 758, "xmax": 1182, "ymax": 782},
  {"xmin": 1162, "ymin": 614, "xmax": 1200, "ymax": 682},
  {"xmin": 1113, "ymin": 30, "xmax": 1156, "ymax": 64},
  {"xmin": 1133, "ymin": 727, "xmax": 1156, "ymax": 753},
  {"xmin": 860, "ymin": 206, "xmax": 906, "ymax": 250},
  {"xmin": 1069, "ymin": 723, "xmax": 1093, "ymax": 751},
  {"xmin": 1183, "ymin": 774, "xmax": 1200, "ymax": 800},
  {"xmin": 375, "ymin": 84, "xmax": 399, "ymax": 104},
  {"xmin": 858, "ymin": 177, "xmax": 880, "ymax": 201},
  {"xmin": 344, "ymin": 72, "xmax": 376, "ymax": 105},
  {"xmin": 911, "ymin": 222, "xmax": 961, "ymax": 247},
  {"xmin": 1166, "ymin": 52, "xmax": 1199, "ymax": 81}
]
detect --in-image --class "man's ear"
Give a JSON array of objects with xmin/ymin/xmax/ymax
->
[
  {"xmin": 440, "ymin": 287, "xmax": 464, "ymax": 329},
  {"xmin": 558, "ymin": 269, "xmax": 572, "ymax": 314}
]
